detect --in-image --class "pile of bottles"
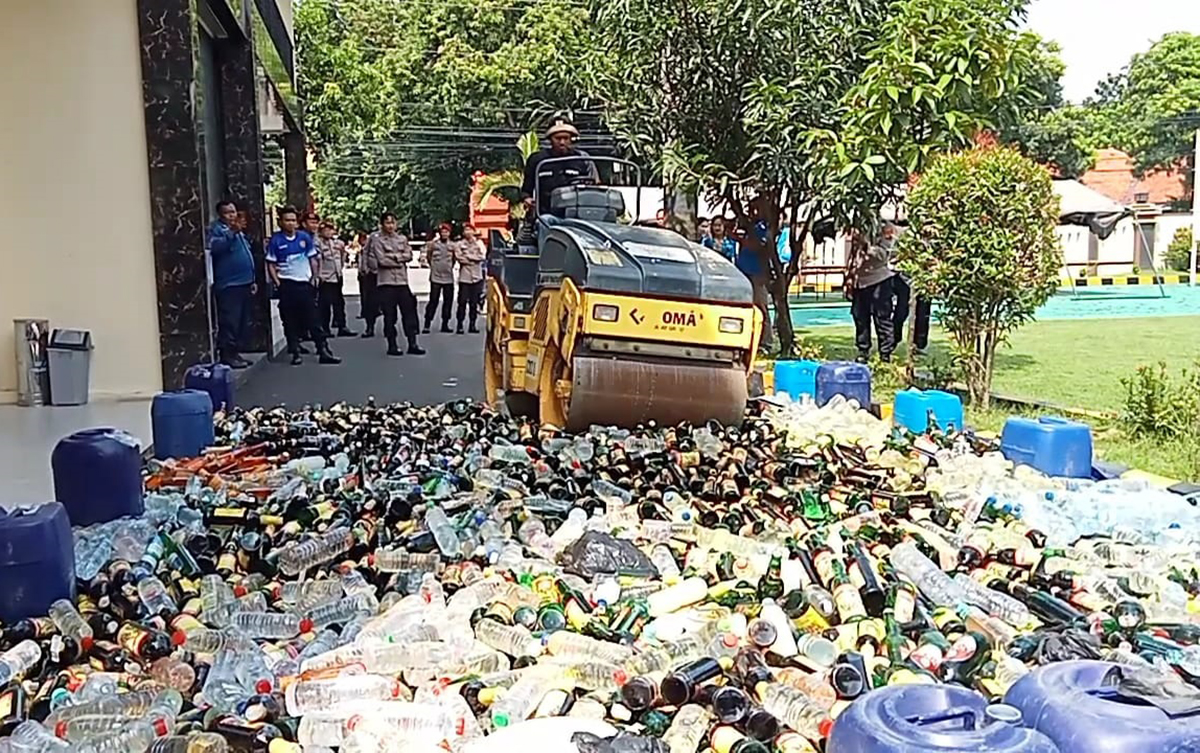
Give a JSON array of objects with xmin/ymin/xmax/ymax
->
[{"xmin": 1, "ymin": 397, "xmax": 1198, "ymax": 753}]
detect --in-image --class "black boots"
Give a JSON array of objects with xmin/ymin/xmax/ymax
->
[
  {"xmin": 318, "ymin": 345, "xmax": 341, "ymax": 364},
  {"xmin": 386, "ymin": 338, "xmax": 403, "ymax": 356},
  {"xmin": 407, "ymin": 342, "xmax": 426, "ymax": 355},
  {"xmin": 440, "ymin": 322, "xmax": 452, "ymax": 333},
  {"xmin": 361, "ymin": 326, "xmax": 375, "ymax": 338},
  {"xmin": 336, "ymin": 327, "xmax": 357, "ymax": 337},
  {"xmin": 455, "ymin": 323, "xmax": 465, "ymax": 334}
]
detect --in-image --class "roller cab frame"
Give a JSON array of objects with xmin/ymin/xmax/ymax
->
[{"xmin": 485, "ymin": 156, "xmax": 760, "ymax": 431}]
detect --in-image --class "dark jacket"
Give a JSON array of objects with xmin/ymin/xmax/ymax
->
[{"xmin": 521, "ymin": 147, "xmax": 597, "ymax": 214}]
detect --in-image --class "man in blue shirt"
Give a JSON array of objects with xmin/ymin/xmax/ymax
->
[
  {"xmin": 207, "ymin": 201, "xmax": 256, "ymax": 369},
  {"xmin": 265, "ymin": 206, "xmax": 341, "ymax": 366}
]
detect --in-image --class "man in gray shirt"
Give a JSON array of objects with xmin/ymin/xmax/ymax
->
[
  {"xmin": 422, "ymin": 222, "xmax": 457, "ymax": 333},
  {"xmin": 844, "ymin": 227, "xmax": 896, "ymax": 362}
]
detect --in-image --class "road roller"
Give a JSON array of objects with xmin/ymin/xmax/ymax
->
[{"xmin": 484, "ymin": 156, "xmax": 761, "ymax": 431}]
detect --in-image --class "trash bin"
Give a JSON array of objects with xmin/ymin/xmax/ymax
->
[
  {"xmin": 12, "ymin": 319, "xmax": 50, "ymax": 407},
  {"xmin": 47, "ymin": 329, "xmax": 93, "ymax": 406}
]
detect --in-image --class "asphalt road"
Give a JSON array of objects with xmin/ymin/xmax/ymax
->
[{"xmin": 237, "ymin": 294, "xmax": 487, "ymax": 408}]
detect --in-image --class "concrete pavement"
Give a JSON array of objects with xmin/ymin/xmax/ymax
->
[{"xmin": 238, "ymin": 267, "xmax": 487, "ymax": 408}]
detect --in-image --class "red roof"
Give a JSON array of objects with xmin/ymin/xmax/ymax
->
[{"xmin": 1080, "ymin": 149, "xmax": 1187, "ymax": 206}]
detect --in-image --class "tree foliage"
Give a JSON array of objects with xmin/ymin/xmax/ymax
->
[
  {"xmin": 584, "ymin": 0, "xmax": 889, "ymax": 354},
  {"xmin": 898, "ymin": 145, "xmax": 1062, "ymax": 407},
  {"xmin": 296, "ymin": 0, "xmax": 594, "ymax": 232},
  {"xmin": 820, "ymin": 0, "xmax": 1054, "ymax": 222}
]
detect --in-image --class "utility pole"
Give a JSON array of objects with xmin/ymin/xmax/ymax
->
[{"xmin": 1192, "ymin": 128, "xmax": 1199, "ymax": 286}]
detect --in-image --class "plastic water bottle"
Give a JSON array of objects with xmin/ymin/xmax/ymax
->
[
  {"xmin": 230, "ymin": 612, "xmax": 313, "ymax": 639},
  {"xmin": 545, "ymin": 631, "xmax": 633, "ymax": 665},
  {"xmin": 308, "ymin": 594, "xmax": 379, "ymax": 629},
  {"xmin": 592, "ymin": 479, "xmax": 632, "ymax": 507},
  {"xmin": 0, "ymin": 640, "xmax": 41, "ymax": 686},
  {"xmin": 48, "ymin": 600, "xmax": 94, "ymax": 650},
  {"xmin": 199, "ymin": 574, "xmax": 236, "ymax": 613},
  {"xmin": 756, "ymin": 682, "xmax": 831, "ymax": 740},
  {"xmin": 284, "ymin": 675, "xmax": 404, "ymax": 715},
  {"xmin": 11, "ymin": 721, "xmax": 69, "ymax": 751},
  {"xmin": 424, "ymin": 505, "xmax": 461, "ymax": 557},
  {"xmin": 517, "ymin": 518, "xmax": 555, "ymax": 560},
  {"xmin": 147, "ymin": 733, "xmax": 229, "ymax": 753},
  {"xmin": 138, "ymin": 576, "xmax": 178, "ymax": 617},
  {"xmin": 369, "ymin": 549, "xmax": 442, "ymax": 573},
  {"xmin": 661, "ymin": 704, "xmax": 712, "ymax": 753},
  {"xmin": 549, "ymin": 508, "xmax": 588, "ymax": 552},
  {"xmin": 277, "ymin": 527, "xmax": 353, "ymax": 576},
  {"xmin": 475, "ymin": 620, "xmax": 543, "ymax": 658},
  {"xmin": 489, "ymin": 443, "xmax": 532, "ymax": 464},
  {"xmin": 489, "ymin": 667, "xmax": 569, "ymax": 728}
]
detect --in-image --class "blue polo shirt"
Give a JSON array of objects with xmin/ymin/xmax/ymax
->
[{"xmin": 266, "ymin": 231, "xmax": 317, "ymax": 282}]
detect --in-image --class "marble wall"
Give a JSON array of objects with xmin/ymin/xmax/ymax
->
[
  {"xmin": 135, "ymin": 0, "xmax": 212, "ymax": 387},
  {"xmin": 218, "ymin": 34, "xmax": 273, "ymax": 353},
  {"xmin": 283, "ymin": 131, "xmax": 309, "ymax": 212}
]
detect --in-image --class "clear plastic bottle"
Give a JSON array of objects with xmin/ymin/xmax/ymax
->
[
  {"xmin": 284, "ymin": 675, "xmax": 404, "ymax": 715},
  {"xmin": 545, "ymin": 630, "xmax": 633, "ymax": 665},
  {"xmin": 517, "ymin": 518, "xmax": 556, "ymax": 560},
  {"xmin": 138, "ymin": 576, "xmax": 178, "ymax": 616},
  {"xmin": 475, "ymin": 620, "xmax": 543, "ymax": 658},
  {"xmin": 171, "ymin": 626, "xmax": 245, "ymax": 654},
  {"xmin": 591, "ymin": 479, "xmax": 632, "ymax": 507},
  {"xmin": 276, "ymin": 579, "xmax": 345, "ymax": 605},
  {"xmin": 0, "ymin": 640, "xmax": 41, "ymax": 686},
  {"xmin": 651, "ymin": 545, "xmax": 682, "ymax": 578},
  {"xmin": 661, "ymin": 704, "xmax": 713, "ymax": 753},
  {"xmin": 48, "ymin": 599, "xmax": 94, "ymax": 650},
  {"xmin": 12, "ymin": 720, "xmax": 70, "ymax": 751},
  {"xmin": 756, "ymin": 682, "xmax": 831, "ymax": 740},
  {"xmin": 889, "ymin": 542, "xmax": 967, "ymax": 607},
  {"xmin": 308, "ymin": 593, "xmax": 380, "ymax": 629},
  {"xmin": 953, "ymin": 573, "xmax": 1031, "ymax": 627},
  {"xmin": 489, "ymin": 444, "xmax": 532, "ymax": 464},
  {"xmin": 549, "ymin": 509, "xmax": 588, "ymax": 551},
  {"xmin": 230, "ymin": 611, "xmax": 313, "ymax": 639},
  {"xmin": 490, "ymin": 667, "xmax": 570, "ymax": 728},
  {"xmin": 555, "ymin": 660, "xmax": 627, "ymax": 691},
  {"xmin": 340, "ymin": 567, "xmax": 376, "ymax": 599},
  {"xmin": 45, "ymin": 688, "xmax": 161, "ymax": 728},
  {"xmin": 370, "ymin": 549, "xmax": 443, "ymax": 573},
  {"xmin": 424, "ymin": 505, "xmax": 461, "ymax": 557},
  {"xmin": 199, "ymin": 575, "xmax": 235, "ymax": 613},
  {"xmin": 277, "ymin": 527, "xmax": 353, "ymax": 576},
  {"xmin": 626, "ymin": 634, "xmax": 709, "ymax": 675},
  {"xmin": 147, "ymin": 733, "xmax": 228, "ymax": 753}
]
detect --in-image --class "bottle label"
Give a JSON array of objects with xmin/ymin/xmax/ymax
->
[
  {"xmin": 116, "ymin": 623, "xmax": 147, "ymax": 655},
  {"xmin": 813, "ymin": 550, "xmax": 834, "ymax": 586},
  {"xmin": 833, "ymin": 583, "xmax": 867, "ymax": 621},
  {"xmin": 792, "ymin": 605, "xmax": 831, "ymax": 634},
  {"xmin": 217, "ymin": 552, "xmax": 237, "ymax": 573},
  {"xmin": 908, "ymin": 642, "xmax": 944, "ymax": 671},
  {"xmin": 892, "ymin": 587, "xmax": 916, "ymax": 624},
  {"xmin": 943, "ymin": 634, "xmax": 979, "ymax": 663},
  {"xmin": 211, "ymin": 507, "xmax": 246, "ymax": 521}
]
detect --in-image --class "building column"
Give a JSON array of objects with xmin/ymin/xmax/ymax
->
[
  {"xmin": 135, "ymin": 0, "xmax": 213, "ymax": 388},
  {"xmin": 217, "ymin": 36, "xmax": 273, "ymax": 354},
  {"xmin": 283, "ymin": 130, "xmax": 309, "ymax": 212}
]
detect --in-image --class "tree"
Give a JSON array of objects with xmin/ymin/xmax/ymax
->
[
  {"xmin": 998, "ymin": 38, "xmax": 1094, "ymax": 178},
  {"xmin": 898, "ymin": 145, "xmax": 1062, "ymax": 407},
  {"xmin": 296, "ymin": 0, "xmax": 596, "ymax": 231},
  {"xmin": 585, "ymin": 0, "xmax": 890, "ymax": 355},
  {"xmin": 817, "ymin": 0, "xmax": 1057, "ymax": 224},
  {"xmin": 1112, "ymin": 32, "xmax": 1200, "ymax": 181}
]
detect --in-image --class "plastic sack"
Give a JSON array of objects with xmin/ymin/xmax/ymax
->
[{"xmin": 559, "ymin": 531, "xmax": 657, "ymax": 578}]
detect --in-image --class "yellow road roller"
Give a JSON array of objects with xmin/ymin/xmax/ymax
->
[{"xmin": 484, "ymin": 157, "xmax": 762, "ymax": 431}]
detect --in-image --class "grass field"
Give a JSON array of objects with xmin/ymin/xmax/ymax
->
[{"xmin": 798, "ymin": 316, "xmax": 1200, "ymax": 480}]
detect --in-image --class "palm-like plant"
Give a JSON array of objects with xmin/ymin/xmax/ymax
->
[{"xmin": 474, "ymin": 130, "xmax": 539, "ymax": 218}]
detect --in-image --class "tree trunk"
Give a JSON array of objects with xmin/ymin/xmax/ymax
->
[
  {"xmin": 666, "ymin": 188, "xmax": 698, "ymax": 240},
  {"xmin": 769, "ymin": 276, "xmax": 795, "ymax": 356}
]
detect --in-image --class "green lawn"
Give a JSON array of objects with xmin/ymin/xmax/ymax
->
[
  {"xmin": 797, "ymin": 316, "xmax": 1200, "ymax": 481},
  {"xmin": 801, "ymin": 316, "xmax": 1200, "ymax": 412}
]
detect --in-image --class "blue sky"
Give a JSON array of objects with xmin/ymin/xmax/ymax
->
[{"xmin": 1025, "ymin": 0, "xmax": 1200, "ymax": 102}]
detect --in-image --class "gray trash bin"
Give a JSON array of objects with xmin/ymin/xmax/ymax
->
[{"xmin": 47, "ymin": 329, "xmax": 93, "ymax": 406}]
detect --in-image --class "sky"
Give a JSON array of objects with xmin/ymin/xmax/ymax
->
[{"xmin": 1025, "ymin": 0, "xmax": 1200, "ymax": 102}]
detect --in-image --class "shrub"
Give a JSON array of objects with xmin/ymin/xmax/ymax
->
[
  {"xmin": 899, "ymin": 145, "xmax": 1062, "ymax": 408},
  {"xmin": 1165, "ymin": 227, "xmax": 1197, "ymax": 272},
  {"xmin": 1121, "ymin": 361, "xmax": 1200, "ymax": 479}
]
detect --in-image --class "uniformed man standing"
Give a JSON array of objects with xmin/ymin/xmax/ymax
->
[
  {"xmin": 422, "ymin": 222, "xmax": 456, "ymax": 333},
  {"xmin": 364, "ymin": 212, "xmax": 425, "ymax": 356}
]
